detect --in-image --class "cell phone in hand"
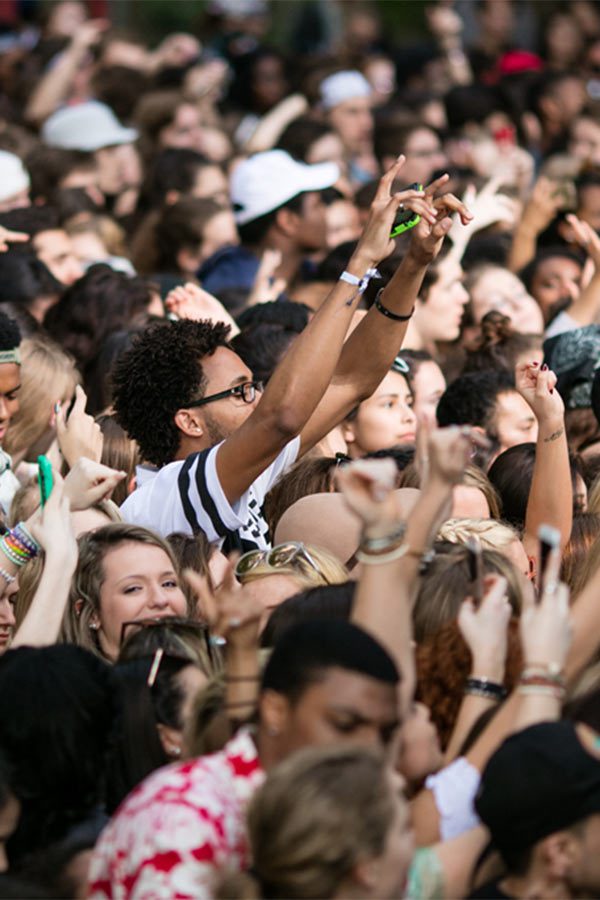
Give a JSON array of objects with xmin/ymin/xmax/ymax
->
[
  {"xmin": 390, "ymin": 183, "xmax": 422, "ymax": 238},
  {"xmin": 37, "ymin": 455, "xmax": 53, "ymax": 507},
  {"xmin": 466, "ymin": 536, "xmax": 484, "ymax": 607},
  {"xmin": 538, "ymin": 524, "xmax": 560, "ymax": 599}
]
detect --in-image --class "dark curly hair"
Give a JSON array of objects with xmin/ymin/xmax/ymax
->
[{"xmin": 112, "ymin": 318, "xmax": 231, "ymax": 466}]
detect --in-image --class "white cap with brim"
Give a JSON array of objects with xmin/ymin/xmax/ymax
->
[
  {"xmin": 231, "ymin": 149, "xmax": 339, "ymax": 225},
  {"xmin": 0, "ymin": 151, "xmax": 30, "ymax": 203},
  {"xmin": 320, "ymin": 70, "xmax": 372, "ymax": 110},
  {"xmin": 41, "ymin": 101, "xmax": 138, "ymax": 152}
]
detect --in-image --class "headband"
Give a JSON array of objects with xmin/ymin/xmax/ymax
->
[{"xmin": 0, "ymin": 349, "xmax": 20, "ymax": 365}]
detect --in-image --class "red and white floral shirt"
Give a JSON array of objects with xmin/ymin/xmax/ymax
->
[{"xmin": 88, "ymin": 728, "xmax": 264, "ymax": 899}]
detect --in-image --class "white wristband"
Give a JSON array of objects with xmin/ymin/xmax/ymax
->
[{"xmin": 339, "ymin": 268, "xmax": 381, "ymax": 306}]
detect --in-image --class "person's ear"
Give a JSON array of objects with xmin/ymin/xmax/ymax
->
[
  {"xmin": 352, "ymin": 857, "xmax": 379, "ymax": 892},
  {"xmin": 259, "ymin": 690, "xmax": 290, "ymax": 740},
  {"xmin": 542, "ymin": 831, "xmax": 579, "ymax": 880},
  {"xmin": 275, "ymin": 206, "xmax": 300, "ymax": 238},
  {"xmin": 174, "ymin": 408, "xmax": 205, "ymax": 439},
  {"xmin": 341, "ymin": 420, "xmax": 357, "ymax": 446},
  {"xmin": 156, "ymin": 723, "xmax": 183, "ymax": 759}
]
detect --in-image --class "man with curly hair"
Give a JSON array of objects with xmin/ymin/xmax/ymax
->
[{"xmin": 114, "ymin": 163, "xmax": 468, "ymax": 551}]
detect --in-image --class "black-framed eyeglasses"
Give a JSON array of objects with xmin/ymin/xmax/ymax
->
[{"xmin": 187, "ymin": 380, "xmax": 263, "ymax": 409}]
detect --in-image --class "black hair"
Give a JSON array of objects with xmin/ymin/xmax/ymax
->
[
  {"xmin": 134, "ymin": 148, "xmax": 214, "ymax": 224},
  {"xmin": 236, "ymin": 300, "xmax": 310, "ymax": 333},
  {"xmin": 0, "ymin": 645, "xmax": 118, "ymax": 865},
  {"xmin": 436, "ymin": 370, "xmax": 515, "ymax": 432},
  {"xmin": 519, "ymin": 246, "xmax": 584, "ymax": 294},
  {"xmin": 106, "ymin": 655, "xmax": 193, "ymax": 813},
  {"xmin": 0, "ymin": 310, "xmax": 21, "ymax": 352},
  {"xmin": 444, "ymin": 84, "xmax": 504, "ymax": 132},
  {"xmin": 0, "ymin": 249, "xmax": 62, "ymax": 312},
  {"xmin": 112, "ymin": 318, "xmax": 231, "ymax": 466},
  {"xmin": 44, "ymin": 264, "xmax": 154, "ymax": 387},
  {"xmin": 24, "ymin": 147, "xmax": 95, "ymax": 205},
  {"xmin": 231, "ymin": 325, "xmax": 298, "ymax": 385},
  {"xmin": 232, "ymin": 300, "xmax": 310, "ymax": 383},
  {"xmin": 437, "ymin": 370, "xmax": 513, "ymax": 426},
  {"xmin": 261, "ymin": 583, "xmax": 355, "ymax": 648},
  {"xmin": 277, "ymin": 116, "xmax": 336, "ymax": 162},
  {"xmin": 362, "ymin": 445, "xmax": 415, "ymax": 476},
  {"xmin": 85, "ymin": 327, "xmax": 144, "ymax": 415},
  {"xmin": 237, "ymin": 193, "xmax": 304, "ymax": 245},
  {"xmin": 262, "ymin": 620, "xmax": 399, "ymax": 704},
  {"xmin": 488, "ymin": 443, "xmax": 583, "ymax": 530},
  {"xmin": 0, "ymin": 206, "xmax": 60, "ymax": 236}
]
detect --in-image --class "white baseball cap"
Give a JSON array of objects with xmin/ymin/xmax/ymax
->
[
  {"xmin": 41, "ymin": 101, "xmax": 138, "ymax": 152},
  {"xmin": 231, "ymin": 150, "xmax": 339, "ymax": 225},
  {"xmin": 0, "ymin": 151, "xmax": 30, "ymax": 203},
  {"xmin": 320, "ymin": 70, "xmax": 372, "ymax": 110}
]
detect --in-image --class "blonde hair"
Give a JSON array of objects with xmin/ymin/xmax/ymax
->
[
  {"xmin": 4, "ymin": 337, "xmax": 79, "ymax": 460},
  {"xmin": 438, "ymin": 517, "xmax": 519, "ymax": 551},
  {"xmin": 414, "ymin": 544, "xmax": 523, "ymax": 641},
  {"xmin": 238, "ymin": 543, "xmax": 348, "ymax": 590},
  {"xmin": 61, "ymin": 523, "xmax": 189, "ymax": 660},
  {"xmin": 220, "ymin": 746, "xmax": 398, "ymax": 900}
]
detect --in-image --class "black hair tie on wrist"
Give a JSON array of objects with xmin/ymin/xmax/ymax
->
[{"xmin": 374, "ymin": 288, "xmax": 414, "ymax": 322}]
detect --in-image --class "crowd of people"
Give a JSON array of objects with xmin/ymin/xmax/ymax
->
[{"xmin": 0, "ymin": 0, "xmax": 600, "ymax": 896}]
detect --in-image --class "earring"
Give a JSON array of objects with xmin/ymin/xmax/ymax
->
[
  {"xmin": 168, "ymin": 746, "xmax": 181, "ymax": 758},
  {"xmin": 89, "ymin": 622, "xmax": 100, "ymax": 631}
]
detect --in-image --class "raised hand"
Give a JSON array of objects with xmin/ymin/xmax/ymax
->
[
  {"xmin": 185, "ymin": 559, "xmax": 263, "ymax": 652},
  {"xmin": 29, "ymin": 477, "xmax": 77, "ymax": 568},
  {"xmin": 55, "ymin": 385, "xmax": 103, "ymax": 468},
  {"xmin": 248, "ymin": 249, "xmax": 287, "ymax": 305},
  {"xmin": 458, "ymin": 574, "xmax": 511, "ymax": 682},
  {"xmin": 520, "ymin": 547, "xmax": 571, "ymax": 670},
  {"xmin": 354, "ymin": 156, "xmax": 437, "ymax": 268},
  {"xmin": 335, "ymin": 458, "xmax": 400, "ymax": 529},
  {"xmin": 63, "ymin": 458, "xmax": 126, "ymax": 511},
  {"xmin": 409, "ymin": 173, "xmax": 473, "ymax": 265},
  {"xmin": 565, "ymin": 213, "xmax": 600, "ymax": 270},
  {"xmin": 165, "ymin": 282, "xmax": 239, "ymax": 333},
  {"xmin": 515, "ymin": 361, "xmax": 564, "ymax": 427},
  {"xmin": 427, "ymin": 424, "xmax": 486, "ymax": 486}
]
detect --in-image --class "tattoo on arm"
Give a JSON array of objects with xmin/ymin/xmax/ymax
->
[{"xmin": 543, "ymin": 428, "xmax": 564, "ymax": 443}]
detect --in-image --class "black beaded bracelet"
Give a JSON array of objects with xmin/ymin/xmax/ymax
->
[
  {"xmin": 464, "ymin": 677, "xmax": 507, "ymax": 701},
  {"xmin": 374, "ymin": 288, "xmax": 415, "ymax": 322}
]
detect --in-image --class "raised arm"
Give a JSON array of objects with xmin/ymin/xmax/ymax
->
[
  {"xmin": 515, "ymin": 362, "xmax": 571, "ymax": 559},
  {"xmin": 556, "ymin": 215, "xmax": 600, "ymax": 328},
  {"xmin": 12, "ymin": 480, "xmax": 77, "ymax": 648},
  {"xmin": 341, "ymin": 426, "xmax": 474, "ymax": 714},
  {"xmin": 25, "ymin": 20, "xmax": 108, "ymax": 124},
  {"xmin": 444, "ymin": 575, "xmax": 511, "ymax": 762},
  {"xmin": 216, "ymin": 158, "xmax": 431, "ymax": 503},
  {"xmin": 298, "ymin": 178, "xmax": 472, "ymax": 454},
  {"xmin": 507, "ymin": 176, "xmax": 563, "ymax": 273}
]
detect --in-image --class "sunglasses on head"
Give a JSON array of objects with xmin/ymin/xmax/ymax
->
[{"xmin": 235, "ymin": 541, "xmax": 330, "ymax": 584}]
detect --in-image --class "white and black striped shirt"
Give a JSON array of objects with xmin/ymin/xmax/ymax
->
[{"xmin": 120, "ymin": 437, "xmax": 300, "ymax": 553}]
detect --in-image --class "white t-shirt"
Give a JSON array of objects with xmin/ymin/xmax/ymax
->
[
  {"xmin": 545, "ymin": 310, "xmax": 579, "ymax": 339},
  {"xmin": 121, "ymin": 437, "xmax": 301, "ymax": 553}
]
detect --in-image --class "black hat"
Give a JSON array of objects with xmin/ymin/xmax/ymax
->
[
  {"xmin": 543, "ymin": 325, "xmax": 600, "ymax": 410},
  {"xmin": 475, "ymin": 721, "xmax": 600, "ymax": 859}
]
